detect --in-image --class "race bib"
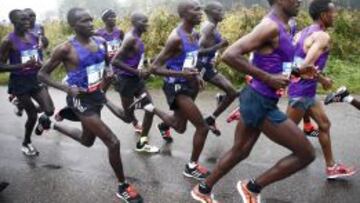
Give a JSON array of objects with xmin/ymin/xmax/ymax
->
[
  {"xmin": 137, "ymin": 53, "xmax": 145, "ymax": 70},
  {"xmin": 86, "ymin": 61, "xmax": 105, "ymax": 92},
  {"xmin": 21, "ymin": 49, "xmax": 39, "ymax": 64},
  {"xmin": 107, "ymin": 39, "xmax": 121, "ymax": 56},
  {"xmin": 183, "ymin": 51, "xmax": 198, "ymax": 70},
  {"xmin": 282, "ymin": 61, "xmax": 294, "ymax": 78}
]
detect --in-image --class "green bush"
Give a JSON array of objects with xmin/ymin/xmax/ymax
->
[{"xmin": 0, "ymin": 7, "xmax": 359, "ymax": 92}]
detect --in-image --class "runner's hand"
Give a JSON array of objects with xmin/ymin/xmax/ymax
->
[
  {"xmin": 265, "ymin": 74, "xmax": 290, "ymax": 90},
  {"xmin": 182, "ymin": 68, "xmax": 199, "ymax": 80},
  {"xmin": 299, "ymin": 65, "xmax": 318, "ymax": 79},
  {"xmin": 196, "ymin": 76, "xmax": 205, "ymax": 91},
  {"xmin": 67, "ymin": 86, "xmax": 87, "ymax": 97},
  {"xmin": 320, "ymin": 76, "xmax": 332, "ymax": 90},
  {"xmin": 138, "ymin": 69, "xmax": 151, "ymax": 79}
]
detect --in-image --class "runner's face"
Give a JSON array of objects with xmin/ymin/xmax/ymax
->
[
  {"xmin": 212, "ymin": 6, "xmax": 225, "ymax": 22},
  {"xmin": 14, "ymin": 12, "xmax": 30, "ymax": 33},
  {"xmin": 322, "ymin": 3, "xmax": 337, "ymax": 27},
  {"xmin": 185, "ymin": 2, "xmax": 202, "ymax": 25},
  {"xmin": 137, "ymin": 17, "xmax": 149, "ymax": 32},
  {"xmin": 104, "ymin": 13, "xmax": 116, "ymax": 28},
  {"xmin": 27, "ymin": 12, "xmax": 36, "ymax": 26},
  {"xmin": 74, "ymin": 11, "xmax": 94, "ymax": 37},
  {"xmin": 281, "ymin": 0, "xmax": 301, "ymax": 17}
]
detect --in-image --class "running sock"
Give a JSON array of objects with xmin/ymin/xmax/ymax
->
[
  {"xmin": 199, "ymin": 182, "xmax": 212, "ymax": 194},
  {"xmin": 344, "ymin": 95, "xmax": 354, "ymax": 103},
  {"xmin": 188, "ymin": 162, "xmax": 197, "ymax": 169},
  {"xmin": 246, "ymin": 179, "xmax": 262, "ymax": 194}
]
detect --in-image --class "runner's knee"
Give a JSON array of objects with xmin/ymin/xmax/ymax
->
[{"xmin": 318, "ymin": 119, "xmax": 331, "ymax": 132}]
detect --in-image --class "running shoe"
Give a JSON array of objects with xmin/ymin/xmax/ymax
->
[
  {"xmin": 326, "ymin": 163, "xmax": 357, "ymax": 179},
  {"xmin": 55, "ymin": 107, "xmax": 79, "ymax": 122},
  {"xmin": 215, "ymin": 93, "xmax": 225, "ymax": 106},
  {"xmin": 21, "ymin": 143, "xmax": 39, "ymax": 156},
  {"xmin": 191, "ymin": 184, "xmax": 218, "ymax": 203},
  {"xmin": 9, "ymin": 96, "xmax": 23, "ymax": 117},
  {"xmin": 0, "ymin": 182, "xmax": 9, "ymax": 192},
  {"xmin": 226, "ymin": 107, "xmax": 240, "ymax": 123},
  {"xmin": 158, "ymin": 123, "xmax": 173, "ymax": 143},
  {"xmin": 237, "ymin": 180, "xmax": 261, "ymax": 203},
  {"xmin": 205, "ymin": 116, "xmax": 221, "ymax": 136},
  {"xmin": 116, "ymin": 183, "xmax": 143, "ymax": 203},
  {"xmin": 35, "ymin": 115, "xmax": 51, "ymax": 135},
  {"xmin": 303, "ymin": 123, "xmax": 319, "ymax": 138},
  {"xmin": 183, "ymin": 163, "xmax": 210, "ymax": 181},
  {"xmin": 324, "ymin": 86, "xmax": 349, "ymax": 105},
  {"xmin": 135, "ymin": 137, "xmax": 160, "ymax": 153},
  {"xmin": 133, "ymin": 122, "xmax": 143, "ymax": 134}
]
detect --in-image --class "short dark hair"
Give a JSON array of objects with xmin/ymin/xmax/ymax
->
[
  {"xmin": 309, "ymin": 0, "xmax": 332, "ymax": 20},
  {"xmin": 67, "ymin": 7, "xmax": 85, "ymax": 26},
  {"xmin": 9, "ymin": 9, "xmax": 22, "ymax": 24},
  {"xmin": 267, "ymin": 0, "xmax": 275, "ymax": 6}
]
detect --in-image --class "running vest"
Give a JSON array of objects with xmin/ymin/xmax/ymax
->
[
  {"xmin": 96, "ymin": 27, "xmax": 122, "ymax": 58},
  {"xmin": 198, "ymin": 28, "xmax": 222, "ymax": 64},
  {"xmin": 288, "ymin": 24, "xmax": 329, "ymax": 98},
  {"xmin": 8, "ymin": 32, "xmax": 41, "ymax": 76},
  {"xmin": 113, "ymin": 32, "xmax": 145, "ymax": 77},
  {"xmin": 165, "ymin": 27, "xmax": 199, "ymax": 83},
  {"xmin": 250, "ymin": 13, "xmax": 296, "ymax": 99},
  {"xmin": 66, "ymin": 36, "xmax": 106, "ymax": 92},
  {"xmin": 29, "ymin": 23, "xmax": 43, "ymax": 37}
]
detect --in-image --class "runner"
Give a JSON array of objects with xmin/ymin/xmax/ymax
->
[
  {"xmin": 191, "ymin": 0, "xmax": 316, "ymax": 202},
  {"xmin": 133, "ymin": 0, "xmax": 211, "ymax": 181},
  {"xmin": 197, "ymin": 1, "xmax": 237, "ymax": 136},
  {"xmin": 0, "ymin": 9, "xmax": 54, "ymax": 156},
  {"xmin": 37, "ymin": 8, "xmax": 143, "ymax": 202},
  {"xmin": 107, "ymin": 12, "xmax": 159, "ymax": 153},
  {"xmin": 9, "ymin": 8, "xmax": 49, "ymax": 118},
  {"xmin": 287, "ymin": 0, "xmax": 356, "ymax": 179},
  {"xmin": 325, "ymin": 86, "xmax": 360, "ymax": 110}
]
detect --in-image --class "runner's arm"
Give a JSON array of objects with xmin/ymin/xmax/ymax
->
[{"xmin": 38, "ymin": 43, "xmax": 71, "ymax": 93}]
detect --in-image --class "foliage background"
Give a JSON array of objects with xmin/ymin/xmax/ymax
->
[{"xmin": 0, "ymin": 6, "xmax": 359, "ymax": 92}]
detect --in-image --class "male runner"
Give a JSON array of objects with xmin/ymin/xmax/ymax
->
[
  {"xmin": 287, "ymin": 0, "xmax": 355, "ymax": 179},
  {"xmin": 106, "ymin": 12, "xmax": 159, "ymax": 153},
  {"xmin": 0, "ymin": 9, "xmax": 54, "ymax": 156},
  {"xmin": 134, "ymin": 0, "xmax": 211, "ymax": 180},
  {"xmin": 191, "ymin": 0, "xmax": 316, "ymax": 202},
  {"xmin": 9, "ymin": 8, "xmax": 49, "ymax": 118},
  {"xmin": 37, "ymin": 8, "xmax": 143, "ymax": 202},
  {"xmin": 95, "ymin": 9, "xmax": 124, "ymax": 60},
  {"xmin": 197, "ymin": 1, "xmax": 237, "ymax": 136},
  {"xmin": 325, "ymin": 86, "xmax": 360, "ymax": 110}
]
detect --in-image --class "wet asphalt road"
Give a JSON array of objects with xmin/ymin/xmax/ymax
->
[{"xmin": 0, "ymin": 87, "xmax": 359, "ymax": 203}]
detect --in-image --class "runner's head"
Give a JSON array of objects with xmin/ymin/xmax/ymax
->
[
  {"xmin": 309, "ymin": 0, "xmax": 336, "ymax": 28},
  {"xmin": 268, "ymin": 0, "xmax": 301, "ymax": 17},
  {"xmin": 23, "ymin": 8, "xmax": 36, "ymax": 27},
  {"xmin": 204, "ymin": 1, "xmax": 225, "ymax": 22},
  {"xmin": 131, "ymin": 12, "xmax": 148, "ymax": 33},
  {"xmin": 101, "ymin": 9, "xmax": 117, "ymax": 28},
  {"xmin": 9, "ymin": 9, "xmax": 30, "ymax": 33},
  {"xmin": 177, "ymin": 0, "xmax": 202, "ymax": 26},
  {"xmin": 67, "ymin": 8, "xmax": 94, "ymax": 38}
]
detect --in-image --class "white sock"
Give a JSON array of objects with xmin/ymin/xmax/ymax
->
[
  {"xmin": 188, "ymin": 162, "xmax": 197, "ymax": 169},
  {"xmin": 144, "ymin": 103, "xmax": 154, "ymax": 112},
  {"xmin": 344, "ymin": 95, "xmax": 354, "ymax": 103}
]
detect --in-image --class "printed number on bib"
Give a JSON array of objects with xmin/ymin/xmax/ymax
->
[
  {"xmin": 282, "ymin": 62, "xmax": 294, "ymax": 79},
  {"xmin": 183, "ymin": 51, "xmax": 198, "ymax": 70},
  {"xmin": 21, "ymin": 49, "xmax": 39, "ymax": 64},
  {"xmin": 87, "ymin": 61, "xmax": 105, "ymax": 92},
  {"xmin": 107, "ymin": 39, "xmax": 121, "ymax": 56}
]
